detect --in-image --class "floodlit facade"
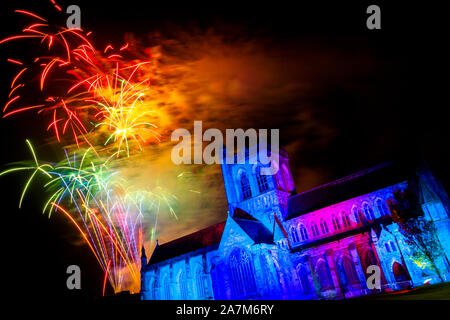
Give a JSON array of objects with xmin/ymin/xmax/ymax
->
[{"xmin": 140, "ymin": 147, "xmax": 450, "ymax": 300}]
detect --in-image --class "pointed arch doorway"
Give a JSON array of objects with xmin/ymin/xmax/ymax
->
[{"xmin": 392, "ymin": 262, "xmax": 412, "ymax": 289}]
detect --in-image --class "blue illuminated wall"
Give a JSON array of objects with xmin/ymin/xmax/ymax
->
[{"xmin": 140, "ymin": 147, "xmax": 450, "ymax": 300}]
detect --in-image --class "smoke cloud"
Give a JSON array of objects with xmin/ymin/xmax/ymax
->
[{"xmin": 119, "ymin": 24, "xmax": 382, "ymax": 250}]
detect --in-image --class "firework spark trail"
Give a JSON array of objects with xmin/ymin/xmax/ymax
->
[{"xmin": 0, "ymin": 5, "xmax": 181, "ymax": 293}]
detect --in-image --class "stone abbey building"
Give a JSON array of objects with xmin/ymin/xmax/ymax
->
[{"xmin": 140, "ymin": 147, "xmax": 450, "ymax": 299}]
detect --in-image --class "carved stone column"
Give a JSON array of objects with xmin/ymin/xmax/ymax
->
[{"xmin": 324, "ymin": 249, "xmax": 344, "ymax": 299}]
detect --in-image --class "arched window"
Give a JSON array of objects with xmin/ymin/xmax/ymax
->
[
  {"xmin": 195, "ymin": 268, "xmax": 207, "ymax": 299},
  {"xmin": 342, "ymin": 212, "xmax": 351, "ymax": 228},
  {"xmin": 229, "ymin": 248, "xmax": 257, "ymax": 298},
  {"xmin": 296, "ymin": 264, "xmax": 312, "ymax": 294},
  {"xmin": 352, "ymin": 206, "xmax": 360, "ymax": 223},
  {"xmin": 376, "ymin": 199, "xmax": 388, "ymax": 216},
  {"xmin": 256, "ymin": 166, "xmax": 269, "ymax": 193},
  {"xmin": 178, "ymin": 271, "xmax": 188, "ymax": 299},
  {"xmin": 163, "ymin": 276, "xmax": 171, "ymax": 300},
  {"xmin": 363, "ymin": 203, "xmax": 375, "ymax": 220},
  {"xmin": 390, "ymin": 241, "xmax": 397, "ymax": 252},
  {"xmin": 151, "ymin": 279, "xmax": 159, "ymax": 300},
  {"xmin": 320, "ymin": 219, "xmax": 329, "ymax": 234},
  {"xmin": 332, "ymin": 215, "xmax": 341, "ymax": 231},
  {"xmin": 337, "ymin": 256, "xmax": 359, "ymax": 289},
  {"xmin": 300, "ymin": 225, "xmax": 309, "ymax": 241},
  {"xmin": 316, "ymin": 260, "xmax": 332, "ymax": 290},
  {"xmin": 290, "ymin": 227, "xmax": 300, "ymax": 243},
  {"xmin": 385, "ymin": 242, "xmax": 391, "ymax": 253},
  {"xmin": 343, "ymin": 257, "xmax": 358, "ymax": 284},
  {"xmin": 311, "ymin": 222, "xmax": 320, "ymax": 237},
  {"xmin": 240, "ymin": 172, "xmax": 252, "ymax": 200}
]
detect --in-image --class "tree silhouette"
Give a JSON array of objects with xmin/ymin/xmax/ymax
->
[{"xmin": 387, "ymin": 188, "xmax": 444, "ymax": 282}]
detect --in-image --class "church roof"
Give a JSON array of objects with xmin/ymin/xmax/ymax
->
[
  {"xmin": 232, "ymin": 208, "xmax": 274, "ymax": 244},
  {"xmin": 233, "ymin": 207, "xmax": 258, "ymax": 221},
  {"xmin": 147, "ymin": 221, "xmax": 226, "ymax": 266},
  {"xmin": 286, "ymin": 161, "xmax": 416, "ymax": 220}
]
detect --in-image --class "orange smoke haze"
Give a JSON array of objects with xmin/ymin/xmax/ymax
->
[{"xmin": 119, "ymin": 25, "xmax": 381, "ymax": 252}]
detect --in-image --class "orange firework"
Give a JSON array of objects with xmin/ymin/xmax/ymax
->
[{"xmin": 1, "ymin": 8, "xmax": 160, "ymax": 155}]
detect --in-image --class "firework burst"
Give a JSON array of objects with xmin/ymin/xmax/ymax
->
[{"xmin": 0, "ymin": 4, "xmax": 183, "ymax": 294}]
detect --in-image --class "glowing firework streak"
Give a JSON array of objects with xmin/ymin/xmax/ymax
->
[
  {"xmin": 103, "ymin": 259, "xmax": 112, "ymax": 296},
  {"xmin": 0, "ymin": 4, "xmax": 183, "ymax": 294},
  {"xmin": 1, "ymin": 9, "xmax": 158, "ymax": 152},
  {"xmin": 1, "ymin": 141, "xmax": 179, "ymax": 292}
]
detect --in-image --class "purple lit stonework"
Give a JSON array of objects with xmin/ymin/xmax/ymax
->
[{"xmin": 140, "ymin": 147, "xmax": 450, "ymax": 299}]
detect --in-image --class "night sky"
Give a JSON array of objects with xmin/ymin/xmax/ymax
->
[{"xmin": 0, "ymin": 0, "xmax": 447, "ymax": 300}]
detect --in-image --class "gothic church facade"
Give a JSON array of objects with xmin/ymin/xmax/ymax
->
[{"xmin": 140, "ymin": 147, "xmax": 450, "ymax": 300}]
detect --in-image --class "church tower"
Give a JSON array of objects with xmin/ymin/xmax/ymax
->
[{"xmin": 220, "ymin": 144, "xmax": 295, "ymax": 240}]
